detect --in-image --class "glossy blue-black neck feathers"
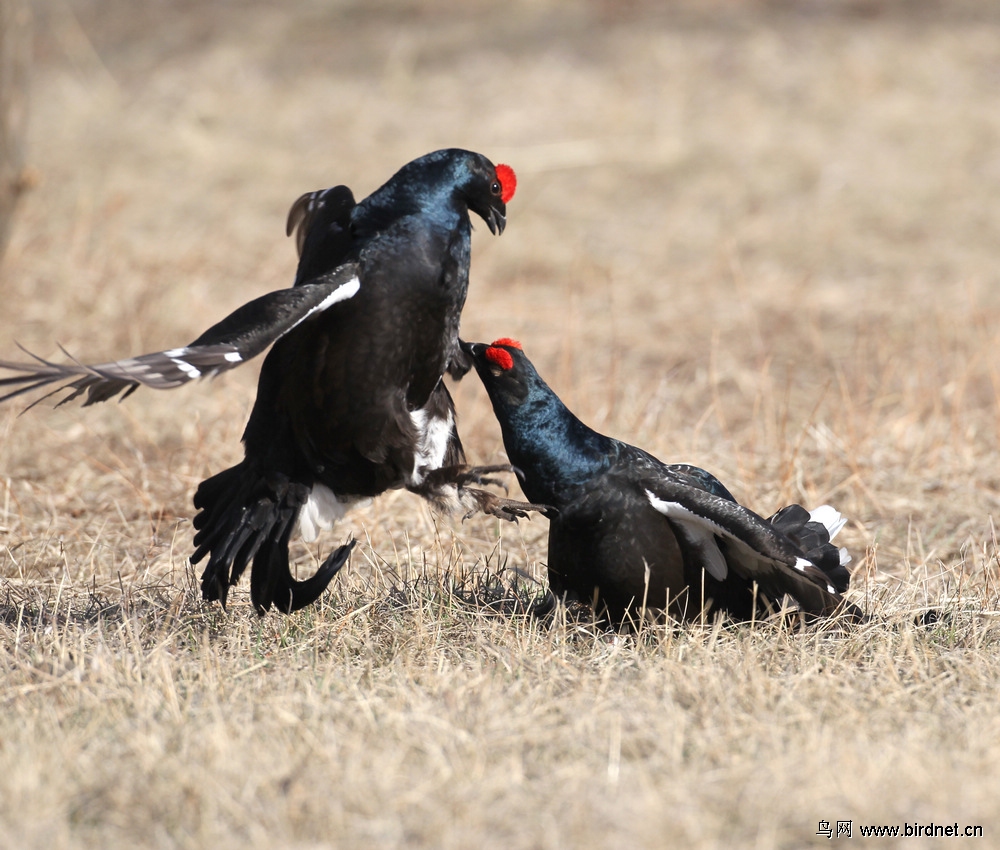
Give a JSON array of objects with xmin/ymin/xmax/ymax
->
[
  {"xmin": 351, "ymin": 149, "xmax": 495, "ymax": 240},
  {"xmin": 469, "ymin": 344, "xmax": 617, "ymax": 507}
]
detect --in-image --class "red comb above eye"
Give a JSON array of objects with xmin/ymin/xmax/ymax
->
[
  {"xmin": 485, "ymin": 346, "xmax": 514, "ymax": 371},
  {"xmin": 495, "ymin": 164, "xmax": 516, "ymax": 204},
  {"xmin": 490, "ymin": 337, "xmax": 522, "ymax": 350}
]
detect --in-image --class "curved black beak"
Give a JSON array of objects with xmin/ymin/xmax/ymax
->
[
  {"xmin": 459, "ymin": 339, "xmax": 484, "ymax": 358},
  {"xmin": 485, "ymin": 205, "xmax": 506, "ymax": 236}
]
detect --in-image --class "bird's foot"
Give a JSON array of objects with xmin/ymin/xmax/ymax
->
[
  {"xmin": 411, "ymin": 464, "xmax": 551, "ymax": 522},
  {"xmin": 414, "ymin": 463, "xmax": 512, "ymax": 497},
  {"xmin": 447, "ymin": 463, "xmax": 516, "ymax": 492},
  {"xmin": 461, "ymin": 489, "xmax": 553, "ymax": 523}
]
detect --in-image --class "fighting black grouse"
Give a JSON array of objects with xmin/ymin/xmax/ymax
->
[
  {"xmin": 464, "ymin": 338, "xmax": 859, "ymax": 626},
  {"xmin": 0, "ymin": 150, "xmax": 529, "ymax": 614}
]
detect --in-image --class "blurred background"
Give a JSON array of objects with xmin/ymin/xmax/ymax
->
[{"xmin": 4, "ymin": 4, "xmax": 1000, "ymax": 846}]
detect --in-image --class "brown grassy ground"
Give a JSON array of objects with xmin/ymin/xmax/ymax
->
[{"xmin": 3, "ymin": 1, "xmax": 1000, "ymax": 847}]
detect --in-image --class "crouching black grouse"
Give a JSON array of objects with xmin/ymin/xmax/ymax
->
[
  {"xmin": 464, "ymin": 338, "xmax": 861, "ymax": 626},
  {"xmin": 0, "ymin": 150, "xmax": 534, "ymax": 614}
]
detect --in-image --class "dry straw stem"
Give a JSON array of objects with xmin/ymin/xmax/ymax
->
[{"xmin": 4, "ymin": 1, "xmax": 1000, "ymax": 847}]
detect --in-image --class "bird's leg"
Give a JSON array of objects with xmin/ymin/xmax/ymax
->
[
  {"xmin": 410, "ymin": 464, "xmax": 552, "ymax": 522},
  {"xmin": 462, "ymin": 489, "xmax": 553, "ymax": 523},
  {"xmin": 415, "ymin": 463, "xmax": 514, "ymax": 494}
]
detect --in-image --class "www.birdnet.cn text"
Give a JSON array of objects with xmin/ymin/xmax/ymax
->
[{"xmin": 816, "ymin": 820, "xmax": 984, "ymax": 839}]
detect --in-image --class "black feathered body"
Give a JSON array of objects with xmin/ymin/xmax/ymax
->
[
  {"xmin": 466, "ymin": 340, "xmax": 856, "ymax": 625},
  {"xmin": 493, "ymin": 390, "xmax": 767, "ymax": 620},
  {"xmin": 245, "ymin": 208, "xmax": 472, "ymax": 496},
  {"xmin": 191, "ymin": 151, "xmax": 511, "ymax": 612}
]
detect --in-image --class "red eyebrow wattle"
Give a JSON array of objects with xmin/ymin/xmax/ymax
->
[
  {"xmin": 485, "ymin": 346, "xmax": 514, "ymax": 370},
  {"xmin": 495, "ymin": 164, "xmax": 516, "ymax": 204}
]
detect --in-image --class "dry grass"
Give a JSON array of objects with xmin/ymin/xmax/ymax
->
[{"xmin": 3, "ymin": 1, "xmax": 1000, "ymax": 847}]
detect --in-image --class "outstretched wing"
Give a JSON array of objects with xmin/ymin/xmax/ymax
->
[
  {"xmin": 0, "ymin": 265, "xmax": 361, "ymax": 408},
  {"xmin": 638, "ymin": 471, "xmax": 846, "ymax": 616}
]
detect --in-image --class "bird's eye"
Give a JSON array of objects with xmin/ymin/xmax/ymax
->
[{"xmin": 490, "ymin": 181, "xmax": 501, "ymax": 196}]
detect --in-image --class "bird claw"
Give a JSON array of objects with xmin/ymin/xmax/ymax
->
[
  {"xmin": 449, "ymin": 463, "xmax": 515, "ymax": 494},
  {"xmin": 415, "ymin": 463, "xmax": 515, "ymax": 496},
  {"xmin": 410, "ymin": 464, "xmax": 550, "ymax": 522},
  {"xmin": 462, "ymin": 489, "xmax": 552, "ymax": 523}
]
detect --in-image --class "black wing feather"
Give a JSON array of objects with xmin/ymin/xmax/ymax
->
[
  {"xmin": 639, "ymin": 472, "xmax": 848, "ymax": 616},
  {"xmin": 0, "ymin": 266, "xmax": 360, "ymax": 407},
  {"xmin": 286, "ymin": 186, "xmax": 356, "ymax": 286}
]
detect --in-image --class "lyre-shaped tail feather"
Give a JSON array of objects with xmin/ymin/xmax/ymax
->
[{"xmin": 193, "ymin": 464, "xmax": 354, "ymax": 615}]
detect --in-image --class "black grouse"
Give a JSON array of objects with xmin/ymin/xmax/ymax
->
[
  {"xmin": 0, "ymin": 149, "xmax": 530, "ymax": 614},
  {"xmin": 464, "ymin": 338, "xmax": 859, "ymax": 626}
]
